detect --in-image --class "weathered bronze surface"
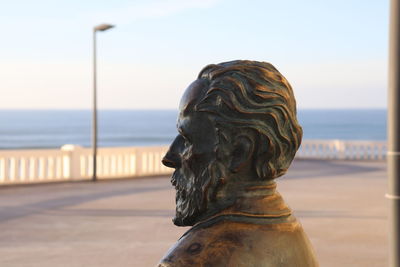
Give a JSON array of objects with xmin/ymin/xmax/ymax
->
[{"xmin": 159, "ymin": 60, "xmax": 318, "ymax": 266}]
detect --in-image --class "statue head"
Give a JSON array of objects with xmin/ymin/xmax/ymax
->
[{"xmin": 162, "ymin": 60, "xmax": 302, "ymax": 226}]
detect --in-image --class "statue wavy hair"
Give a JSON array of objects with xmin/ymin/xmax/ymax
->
[{"xmin": 194, "ymin": 60, "xmax": 303, "ymax": 179}]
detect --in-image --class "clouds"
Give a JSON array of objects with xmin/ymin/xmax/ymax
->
[
  {"xmin": 0, "ymin": 1, "xmax": 388, "ymax": 109},
  {"xmin": 0, "ymin": 59, "xmax": 387, "ymax": 109}
]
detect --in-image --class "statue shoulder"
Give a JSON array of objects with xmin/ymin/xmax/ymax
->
[
  {"xmin": 157, "ymin": 216, "xmax": 319, "ymax": 267},
  {"xmin": 157, "ymin": 219, "xmax": 260, "ymax": 267}
]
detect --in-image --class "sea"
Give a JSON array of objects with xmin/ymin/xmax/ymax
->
[{"xmin": 0, "ymin": 109, "xmax": 387, "ymax": 150}]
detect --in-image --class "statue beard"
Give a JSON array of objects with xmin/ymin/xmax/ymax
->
[{"xmin": 171, "ymin": 158, "xmax": 223, "ymax": 226}]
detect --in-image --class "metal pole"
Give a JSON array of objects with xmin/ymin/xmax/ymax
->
[
  {"xmin": 388, "ymin": 0, "xmax": 400, "ymax": 266},
  {"xmin": 92, "ymin": 29, "xmax": 98, "ymax": 182}
]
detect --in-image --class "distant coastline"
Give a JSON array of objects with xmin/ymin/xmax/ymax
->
[{"xmin": 0, "ymin": 109, "xmax": 387, "ymax": 150}]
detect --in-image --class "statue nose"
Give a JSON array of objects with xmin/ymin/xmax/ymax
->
[{"xmin": 162, "ymin": 153, "xmax": 181, "ymax": 169}]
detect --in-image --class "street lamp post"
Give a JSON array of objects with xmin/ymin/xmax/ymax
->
[
  {"xmin": 92, "ymin": 23, "xmax": 114, "ymax": 182},
  {"xmin": 389, "ymin": 1, "xmax": 400, "ymax": 266}
]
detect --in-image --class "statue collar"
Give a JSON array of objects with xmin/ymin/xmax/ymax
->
[{"xmin": 194, "ymin": 181, "xmax": 292, "ymax": 227}]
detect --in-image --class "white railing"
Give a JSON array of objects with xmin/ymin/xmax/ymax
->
[
  {"xmin": 0, "ymin": 145, "xmax": 172, "ymax": 185},
  {"xmin": 297, "ymin": 140, "xmax": 387, "ymax": 160},
  {"xmin": 0, "ymin": 140, "xmax": 387, "ymax": 185},
  {"xmin": 0, "ymin": 148, "xmax": 66, "ymax": 184}
]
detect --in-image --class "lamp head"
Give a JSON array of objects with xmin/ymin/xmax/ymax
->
[{"xmin": 94, "ymin": 24, "xmax": 115, "ymax": 32}]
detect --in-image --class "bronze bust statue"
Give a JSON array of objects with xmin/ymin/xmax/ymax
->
[{"xmin": 159, "ymin": 60, "xmax": 318, "ymax": 266}]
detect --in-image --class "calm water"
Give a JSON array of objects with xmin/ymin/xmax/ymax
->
[{"xmin": 0, "ymin": 109, "xmax": 387, "ymax": 149}]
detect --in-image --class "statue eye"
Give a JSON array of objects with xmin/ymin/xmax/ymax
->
[
  {"xmin": 182, "ymin": 135, "xmax": 191, "ymax": 146},
  {"xmin": 178, "ymin": 127, "xmax": 191, "ymax": 146}
]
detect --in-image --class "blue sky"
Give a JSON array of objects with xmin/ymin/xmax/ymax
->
[{"xmin": 0, "ymin": 0, "xmax": 389, "ymax": 109}]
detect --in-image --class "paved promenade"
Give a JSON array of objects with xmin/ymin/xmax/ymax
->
[{"xmin": 0, "ymin": 159, "xmax": 387, "ymax": 267}]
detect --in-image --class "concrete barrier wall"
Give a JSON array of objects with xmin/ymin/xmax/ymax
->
[
  {"xmin": 298, "ymin": 140, "xmax": 387, "ymax": 160},
  {"xmin": 0, "ymin": 140, "xmax": 387, "ymax": 185}
]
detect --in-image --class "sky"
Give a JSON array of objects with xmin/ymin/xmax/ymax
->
[{"xmin": 0, "ymin": 0, "xmax": 389, "ymax": 109}]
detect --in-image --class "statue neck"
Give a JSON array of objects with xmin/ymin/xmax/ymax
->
[{"xmin": 195, "ymin": 180, "xmax": 292, "ymax": 225}]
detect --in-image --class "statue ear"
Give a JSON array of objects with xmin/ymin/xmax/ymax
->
[{"xmin": 229, "ymin": 136, "xmax": 253, "ymax": 173}]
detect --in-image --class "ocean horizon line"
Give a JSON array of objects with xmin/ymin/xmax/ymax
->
[{"xmin": 0, "ymin": 109, "xmax": 387, "ymax": 149}]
